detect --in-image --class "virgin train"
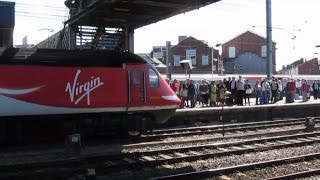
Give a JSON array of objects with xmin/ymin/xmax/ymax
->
[{"xmin": 0, "ymin": 48, "xmax": 180, "ymax": 140}]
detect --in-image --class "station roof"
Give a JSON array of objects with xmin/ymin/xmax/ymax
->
[{"xmin": 65, "ymin": 0, "xmax": 221, "ymax": 29}]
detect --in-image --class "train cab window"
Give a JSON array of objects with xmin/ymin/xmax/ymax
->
[
  {"xmin": 132, "ymin": 69, "xmax": 141, "ymax": 85},
  {"xmin": 148, "ymin": 69, "xmax": 159, "ymax": 88}
]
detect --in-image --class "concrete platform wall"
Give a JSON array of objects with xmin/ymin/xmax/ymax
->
[{"xmin": 167, "ymin": 103, "xmax": 320, "ymax": 126}]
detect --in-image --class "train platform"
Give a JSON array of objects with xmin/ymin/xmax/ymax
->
[{"xmin": 169, "ymin": 96, "xmax": 320, "ymax": 124}]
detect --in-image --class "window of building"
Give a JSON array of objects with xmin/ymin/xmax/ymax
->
[
  {"xmin": 173, "ymin": 55, "xmax": 180, "ymax": 66},
  {"xmin": 153, "ymin": 47, "xmax": 161, "ymax": 52},
  {"xmin": 228, "ymin": 46, "xmax": 235, "ymax": 58},
  {"xmin": 261, "ymin": 45, "xmax": 267, "ymax": 57},
  {"xmin": 186, "ymin": 49, "xmax": 196, "ymax": 65},
  {"xmin": 202, "ymin": 55, "xmax": 209, "ymax": 66},
  {"xmin": 148, "ymin": 68, "xmax": 159, "ymax": 88}
]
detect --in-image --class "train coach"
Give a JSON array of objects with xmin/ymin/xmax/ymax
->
[{"xmin": 0, "ymin": 48, "xmax": 180, "ymax": 143}]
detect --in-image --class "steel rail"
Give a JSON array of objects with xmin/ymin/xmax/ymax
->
[
  {"xmin": 2, "ymin": 131, "xmax": 320, "ymax": 178},
  {"xmin": 264, "ymin": 169, "xmax": 320, "ymax": 180},
  {"xmin": 140, "ymin": 118, "xmax": 315, "ymax": 140},
  {"xmin": 148, "ymin": 118, "xmax": 307, "ymax": 134},
  {"xmin": 151, "ymin": 153, "xmax": 320, "ymax": 180}
]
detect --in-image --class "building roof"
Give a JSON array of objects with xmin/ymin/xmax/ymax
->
[
  {"xmin": 173, "ymin": 36, "xmax": 209, "ymax": 48},
  {"xmin": 221, "ymin": 30, "xmax": 276, "ymax": 45}
]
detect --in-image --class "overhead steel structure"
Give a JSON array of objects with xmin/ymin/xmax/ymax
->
[{"xmin": 62, "ymin": 0, "xmax": 221, "ymax": 51}]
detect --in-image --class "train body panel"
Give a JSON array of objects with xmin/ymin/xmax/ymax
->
[
  {"xmin": 0, "ymin": 48, "xmax": 180, "ymax": 121},
  {"xmin": 0, "ymin": 65, "xmax": 127, "ymax": 116}
]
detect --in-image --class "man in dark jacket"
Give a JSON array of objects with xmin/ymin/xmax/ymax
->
[{"xmin": 187, "ymin": 80, "xmax": 196, "ymax": 108}]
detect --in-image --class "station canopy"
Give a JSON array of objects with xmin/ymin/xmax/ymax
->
[{"xmin": 65, "ymin": 0, "xmax": 221, "ymax": 29}]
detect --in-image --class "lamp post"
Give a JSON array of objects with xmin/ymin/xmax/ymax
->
[
  {"xmin": 266, "ymin": 0, "xmax": 273, "ymax": 80},
  {"xmin": 218, "ymin": 56, "xmax": 224, "ymax": 76},
  {"xmin": 215, "ymin": 43, "xmax": 223, "ymax": 76},
  {"xmin": 39, "ymin": 28, "xmax": 54, "ymax": 48},
  {"xmin": 211, "ymin": 50, "xmax": 213, "ymax": 80},
  {"xmin": 211, "ymin": 47, "xmax": 215, "ymax": 80}
]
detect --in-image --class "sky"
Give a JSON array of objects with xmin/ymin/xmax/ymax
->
[{"xmin": 7, "ymin": 0, "xmax": 320, "ymax": 70}]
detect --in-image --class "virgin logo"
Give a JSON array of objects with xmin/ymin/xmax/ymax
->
[{"xmin": 65, "ymin": 69, "xmax": 104, "ymax": 105}]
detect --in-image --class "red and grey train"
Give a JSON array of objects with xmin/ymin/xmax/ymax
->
[{"xmin": 0, "ymin": 48, "xmax": 180, "ymax": 141}]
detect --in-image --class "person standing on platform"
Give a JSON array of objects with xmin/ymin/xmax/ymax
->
[
  {"xmin": 254, "ymin": 80, "xmax": 262, "ymax": 105},
  {"xmin": 194, "ymin": 80, "xmax": 200, "ymax": 106},
  {"xmin": 270, "ymin": 78, "xmax": 279, "ymax": 103},
  {"xmin": 226, "ymin": 77, "xmax": 231, "ymax": 92},
  {"xmin": 261, "ymin": 78, "xmax": 270, "ymax": 104},
  {"xmin": 187, "ymin": 80, "xmax": 196, "ymax": 108},
  {"xmin": 286, "ymin": 79, "xmax": 295, "ymax": 103},
  {"xmin": 244, "ymin": 79, "xmax": 252, "ymax": 105},
  {"xmin": 236, "ymin": 76, "xmax": 245, "ymax": 106},
  {"xmin": 302, "ymin": 79, "xmax": 308, "ymax": 102},
  {"xmin": 318, "ymin": 80, "xmax": 320, "ymax": 99},
  {"xmin": 295, "ymin": 79, "xmax": 302, "ymax": 100},
  {"xmin": 217, "ymin": 80, "xmax": 226, "ymax": 106},
  {"xmin": 199, "ymin": 80, "xmax": 209, "ymax": 107},
  {"xmin": 312, "ymin": 80, "xmax": 319, "ymax": 100},
  {"xmin": 179, "ymin": 81, "xmax": 188, "ymax": 108},
  {"xmin": 223, "ymin": 78, "xmax": 229, "ymax": 89},
  {"xmin": 170, "ymin": 79, "xmax": 179, "ymax": 95},
  {"xmin": 185, "ymin": 79, "xmax": 190, "ymax": 107},
  {"xmin": 209, "ymin": 81, "xmax": 217, "ymax": 107},
  {"xmin": 277, "ymin": 79, "xmax": 283, "ymax": 101},
  {"xmin": 230, "ymin": 76, "xmax": 237, "ymax": 105}
]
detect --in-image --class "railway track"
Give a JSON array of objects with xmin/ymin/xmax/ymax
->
[
  {"xmin": 2, "ymin": 131, "xmax": 320, "ymax": 179},
  {"xmin": 141, "ymin": 117, "xmax": 318, "ymax": 141},
  {"xmin": 152, "ymin": 153, "xmax": 320, "ymax": 180}
]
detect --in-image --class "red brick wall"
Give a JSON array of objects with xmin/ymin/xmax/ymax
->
[
  {"xmin": 222, "ymin": 31, "xmax": 266, "ymax": 58},
  {"xmin": 221, "ymin": 31, "xmax": 276, "ymax": 72},
  {"xmin": 171, "ymin": 36, "xmax": 219, "ymax": 73},
  {"xmin": 298, "ymin": 58, "xmax": 320, "ymax": 74}
]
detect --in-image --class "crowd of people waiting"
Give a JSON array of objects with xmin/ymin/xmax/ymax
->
[{"xmin": 167, "ymin": 75, "xmax": 317, "ymax": 109}]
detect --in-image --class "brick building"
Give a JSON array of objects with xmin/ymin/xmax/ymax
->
[
  {"xmin": 297, "ymin": 58, "xmax": 320, "ymax": 75},
  {"xmin": 278, "ymin": 58, "xmax": 304, "ymax": 75},
  {"xmin": 222, "ymin": 31, "xmax": 276, "ymax": 74},
  {"xmin": 171, "ymin": 36, "xmax": 220, "ymax": 74}
]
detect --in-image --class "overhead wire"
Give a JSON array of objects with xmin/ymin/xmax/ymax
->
[
  {"xmin": 15, "ymin": 14, "xmax": 65, "ymax": 21},
  {"xmin": 16, "ymin": 11, "xmax": 66, "ymax": 18},
  {"xmin": 15, "ymin": 3, "xmax": 66, "ymax": 11},
  {"xmin": 13, "ymin": 1, "xmax": 69, "ymax": 21},
  {"xmin": 203, "ymin": 0, "xmax": 265, "ymax": 16}
]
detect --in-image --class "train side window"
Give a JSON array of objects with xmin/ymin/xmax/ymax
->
[
  {"xmin": 148, "ymin": 69, "xmax": 159, "ymax": 88},
  {"xmin": 132, "ymin": 69, "xmax": 141, "ymax": 85}
]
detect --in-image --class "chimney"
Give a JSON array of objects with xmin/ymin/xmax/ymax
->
[{"xmin": 178, "ymin": 36, "xmax": 187, "ymax": 43}]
